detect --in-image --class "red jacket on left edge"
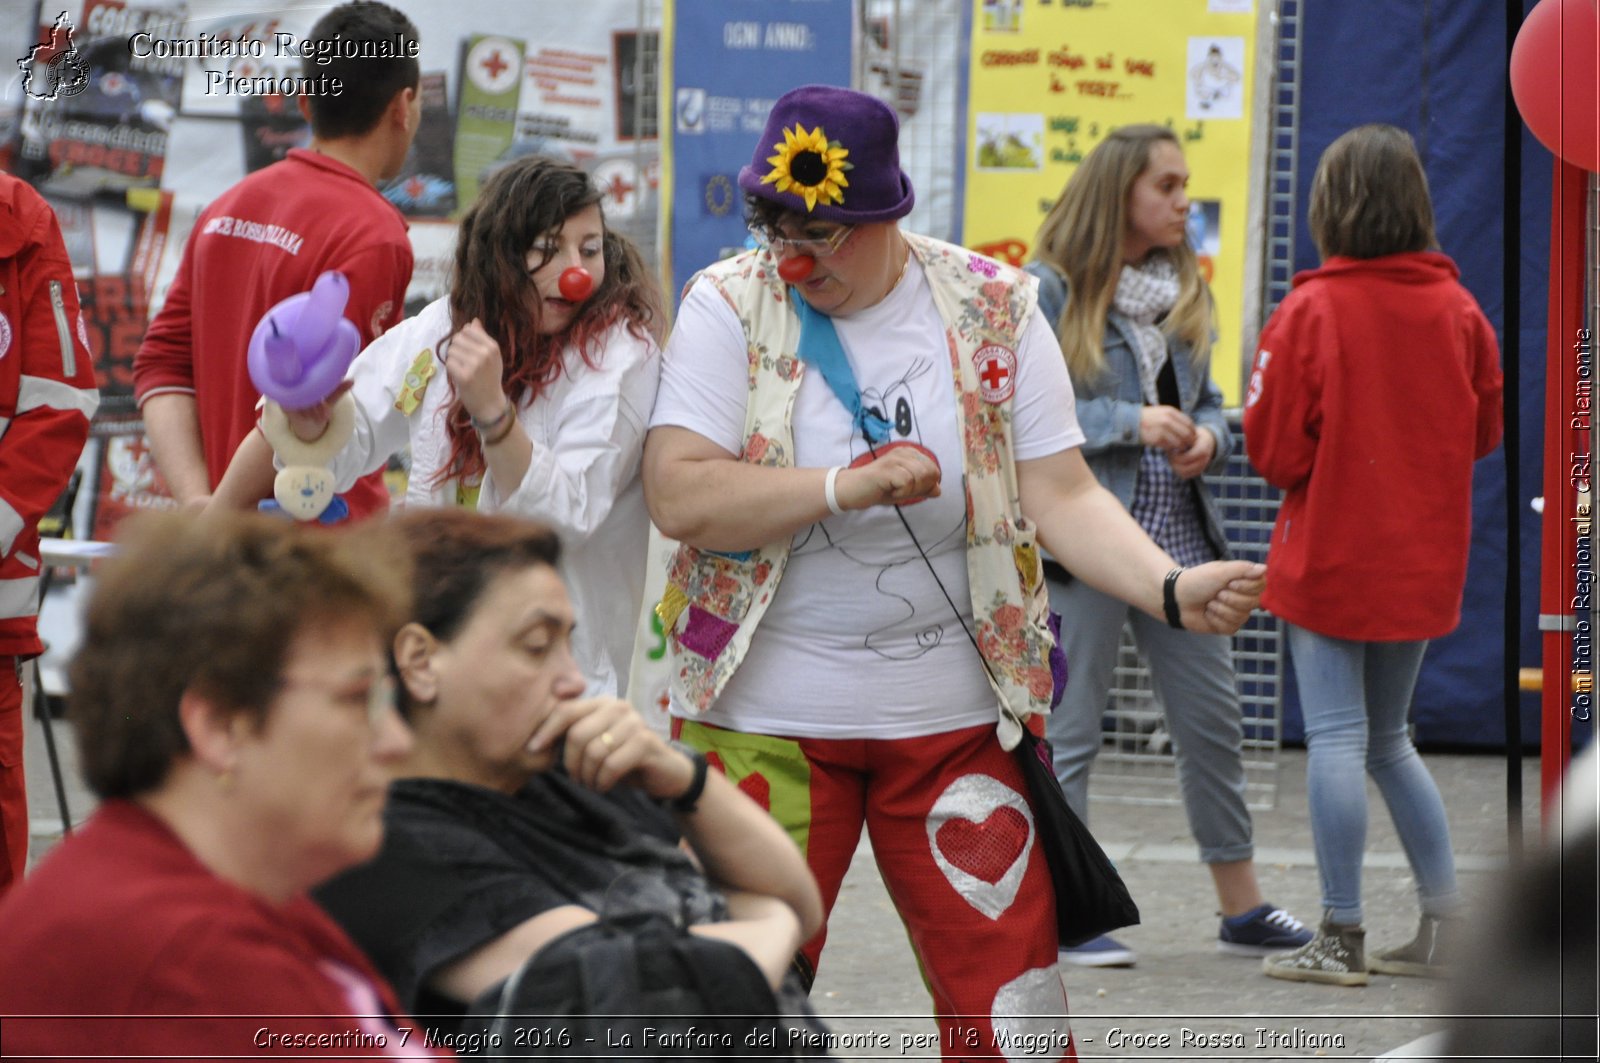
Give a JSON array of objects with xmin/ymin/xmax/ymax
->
[{"xmin": 0, "ymin": 173, "xmax": 99, "ymax": 657}]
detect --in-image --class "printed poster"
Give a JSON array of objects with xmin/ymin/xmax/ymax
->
[
  {"xmin": 519, "ymin": 23, "xmax": 663, "ymax": 260},
  {"xmin": 15, "ymin": 0, "xmax": 184, "ymax": 197},
  {"xmin": 660, "ymin": 0, "xmax": 856, "ymax": 297},
  {"xmin": 454, "ymin": 34, "xmax": 526, "ymax": 214},
  {"xmin": 89, "ymin": 419, "xmax": 177, "ymax": 544},
  {"xmin": 238, "ymin": 92, "xmax": 310, "ymax": 172},
  {"xmin": 961, "ymin": 0, "xmax": 1261, "ymax": 400},
  {"xmin": 382, "ymin": 71, "xmax": 457, "ymax": 217}
]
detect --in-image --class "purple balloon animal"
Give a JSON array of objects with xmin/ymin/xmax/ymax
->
[{"xmin": 246, "ymin": 271, "xmax": 362, "ymax": 408}]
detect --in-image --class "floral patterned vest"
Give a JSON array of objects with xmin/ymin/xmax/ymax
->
[{"xmin": 659, "ymin": 232, "xmax": 1058, "ymax": 749}]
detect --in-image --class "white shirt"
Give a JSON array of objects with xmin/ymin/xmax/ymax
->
[
  {"xmin": 650, "ymin": 259, "xmax": 1082, "ymax": 738},
  {"xmin": 330, "ymin": 297, "xmax": 661, "ymax": 696}
]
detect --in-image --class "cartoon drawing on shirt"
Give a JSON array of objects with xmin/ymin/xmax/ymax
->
[{"xmin": 792, "ymin": 359, "xmax": 965, "ymax": 660}]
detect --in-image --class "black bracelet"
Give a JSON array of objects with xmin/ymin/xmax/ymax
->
[
  {"xmin": 471, "ymin": 401, "xmax": 514, "ymax": 434},
  {"xmin": 668, "ymin": 742, "xmax": 709, "ymax": 813},
  {"xmin": 479, "ymin": 411, "xmax": 517, "ymax": 447},
  {"xmin": 1163, "ymin": 567, "xmax": 1185, "ymax": 630}
]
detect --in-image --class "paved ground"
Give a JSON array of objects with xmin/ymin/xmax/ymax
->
[{"xmin": 22, "ymin": 705, "xmax": 1550, "ymax": 1060}]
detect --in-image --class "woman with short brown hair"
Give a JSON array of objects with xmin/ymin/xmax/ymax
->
[
  {"xmin": 0, "ymin": 510, "xmax": 439, "ymax": 1058},
  {"xmin": 1247, "ymin": 123, "xmax": 1503, "ymax": 985}
]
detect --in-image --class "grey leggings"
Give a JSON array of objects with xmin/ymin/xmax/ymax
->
[{"xmin": 1045, "ymin": 575, "xmax": 1254, "ymax": 864}]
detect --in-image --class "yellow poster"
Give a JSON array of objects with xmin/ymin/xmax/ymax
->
[{"xmin": 963, "ymin": 0, "xmax": 1260, "ymax": 400}]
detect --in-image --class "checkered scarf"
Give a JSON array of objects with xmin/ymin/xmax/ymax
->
[{"xmin": 1111, "ymin": 256, "xmax": 1180, "ymax": 404}]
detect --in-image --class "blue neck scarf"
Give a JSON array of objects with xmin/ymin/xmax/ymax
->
[{"xmin": 790, "ymin": 291, "xmax": 891, "ymax": 446}]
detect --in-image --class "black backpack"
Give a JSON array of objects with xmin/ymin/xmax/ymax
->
[{"xmin": 459, "ymin": 909, "xmax": 833, "ymax": 1060}]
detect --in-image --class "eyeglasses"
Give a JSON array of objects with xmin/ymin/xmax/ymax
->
[
  {"xmin": 749, "ymin": 223, "xmax": 855, "ymax": 258},
  {"xmin": 276, "ymin": 674, "xmax": 397, "ymax": 730}
]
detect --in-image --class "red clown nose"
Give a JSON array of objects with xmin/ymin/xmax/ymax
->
[
  {"xmin": 777, "ymin": 255, "xmax": 815, "ymax": 284},
  {"xmin": 558, "ymin": 267, "xmax": 594, "ymax": 302}
]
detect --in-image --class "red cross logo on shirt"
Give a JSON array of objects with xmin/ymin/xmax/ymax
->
[
  {"xmin": 981, "ymin": 359, "xmax": 1010, "ymax": 392},
  {"xmin": 974, "ymin": 344, "xmax": 1017, "ymax": 404}
]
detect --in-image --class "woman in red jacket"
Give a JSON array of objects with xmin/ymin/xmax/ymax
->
[
  {"xmin": 0, "ymin": 511, "xmax": 443, "ymax": 1059},
  {"xmin": 1244, "ymin": 124, "xmax": 1503, "ymax": 986}
]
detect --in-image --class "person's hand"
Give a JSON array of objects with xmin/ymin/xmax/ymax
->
[
  {"xmin": 1138, "ymin": 406, "xmax": 1197, "ymax": 452},
  {"xmin": 283, "ymin": 379, "xmax": 354, "ymax": 443},
  {"xmin": 834, "ymin": 445, "xmax": 942, "ymax": 511},
  {"xmin": 526, "ymin": 695, "xmax": 695, "ymax": 800},
  {"xmin": 1174, "ymin": 559, "xmax": 1266, "ymax": 634},
  {"xmin": 1167, "ymin": 427, "xmax": 1217, "ymax": 479},
  {"xmin": 445, "ymin": 318, "xmax": 509, "ymax": 425}
]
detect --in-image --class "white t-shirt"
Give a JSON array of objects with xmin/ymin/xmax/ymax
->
[{"xmin": 650, "ymin": 258, "xmax": 1084, "ymax": 738}]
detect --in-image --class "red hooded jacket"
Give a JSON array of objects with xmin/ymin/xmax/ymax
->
[
  {"xmin": 0, "ymin": 174, "xmax": 99, "ymax": 656},
  {"xmin": 1243, "ymin": 252, "xmax": 1503, "ymax": 641}
]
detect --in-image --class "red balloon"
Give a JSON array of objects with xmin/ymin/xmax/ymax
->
[
  {"xmin": 1510, "ymin": 0, "xmax": 1599, "ymax": 172},
  {"xmin": 558, "ymin": 267, "xmax": 594, "ymax": 302},
  {"xmin": 777, "ymin": 255, "xmax": 815, "ymax": 283}
]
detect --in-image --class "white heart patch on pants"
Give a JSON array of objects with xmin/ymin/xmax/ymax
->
[{"xmin": 926, "ymin": 773, "xmax": 1035, "ymax": 919}]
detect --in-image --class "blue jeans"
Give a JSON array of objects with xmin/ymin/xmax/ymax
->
[{"xmin": 1287, "ymin": 625, "xmax": 1461, "ymax": 926}]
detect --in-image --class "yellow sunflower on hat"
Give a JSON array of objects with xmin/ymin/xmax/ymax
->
[{"xmin": 761, "ymin": 123, "xmax": 852, "ymax": 212}]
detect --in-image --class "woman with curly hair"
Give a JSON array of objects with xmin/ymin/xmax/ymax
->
[{"xmin": 227, "ymin": 155, "xmax": 664, "ymax": 696}]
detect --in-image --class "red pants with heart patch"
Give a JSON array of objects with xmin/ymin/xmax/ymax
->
[{"xmin": 676, "ymin": 719, "xmax": 1075, "ymax": 1062}]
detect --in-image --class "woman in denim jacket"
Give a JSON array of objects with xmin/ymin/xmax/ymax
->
[{"xmin": 1026, "ymin": 125, "xmax": 1309, "ymax": 968}]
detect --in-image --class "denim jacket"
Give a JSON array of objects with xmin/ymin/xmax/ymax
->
[{"xmin": 1025, "ymin": 260, "xmax": 1232, "ymax": 558}]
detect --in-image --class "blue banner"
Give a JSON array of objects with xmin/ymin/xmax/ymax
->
[{"xmin": 664, "ymin": 0, "xmax": 855, "ymax": 298}]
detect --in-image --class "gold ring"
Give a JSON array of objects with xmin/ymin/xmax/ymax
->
[{"xmin": 600, "ymin": 731, "xmax": 616, "ymax": 748}]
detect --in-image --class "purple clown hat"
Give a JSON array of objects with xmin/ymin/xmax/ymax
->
[{"xmin": 737, "ymin": 84, "xmax": 915, "ymax": 224}]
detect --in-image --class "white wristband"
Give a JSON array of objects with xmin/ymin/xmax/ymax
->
[{"xmin": 824, "ymin": 465, "xmax": 846, "ymax": 517}]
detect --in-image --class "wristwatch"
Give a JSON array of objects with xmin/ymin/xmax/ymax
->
[{"xmin": 668, "ymin": 742, "xmax": 709, "ymax": 813}]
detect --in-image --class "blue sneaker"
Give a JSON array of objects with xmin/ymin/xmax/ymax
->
[
  {"xmin": 1218, "ymin": 904, "xmax": 1313, "ymax": 956},
  {"xmin": 1058, "ymin": 933, "xmax": 1137, "ymax": 967}
]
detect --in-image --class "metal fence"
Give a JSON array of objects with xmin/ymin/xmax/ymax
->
[{"xmin": 1088, "ymin": 413, "xmax": 1286, "ymax": 811}]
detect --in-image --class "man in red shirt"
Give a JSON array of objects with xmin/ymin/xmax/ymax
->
[
  {"xmin": 0, "ymin": 174, "xmax": 100, "ymax": 894},
  {"xmin": 134, "ymin": 1, "xmax": 422, "ymax": 519}
]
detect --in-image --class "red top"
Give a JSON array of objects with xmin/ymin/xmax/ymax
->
[
  {"xmin": 134, "ymin": 149, "xmax": 412, "ymax": 518},
  {"xmin": 0, "ymin": 800, "xmax": 448, "ymax": 1060},
  {"xmin": 1243, "ymin": 252, "xmax": 1504, "ymax": 641},
  {"xmin": 0, "ymin": 173, "xmax": 98, "ymax": 655}
]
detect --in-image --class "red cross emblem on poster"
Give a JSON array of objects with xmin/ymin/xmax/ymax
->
[
  {"xmin": 974, "ymin": 344, "xmax": 1017, "ymax": 404},
  {"xmin": 480, "ymin": 49, "xmax": 509, "ymax": 79}
]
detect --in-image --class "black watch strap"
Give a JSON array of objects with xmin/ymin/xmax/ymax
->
[
  {"xmin": 1163, "ymin": 567, "xmax": 1185, "ymax": 630},
  {"xmin": 668, "ymin": 742, "xmax": 709, "ymax": 813}
]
